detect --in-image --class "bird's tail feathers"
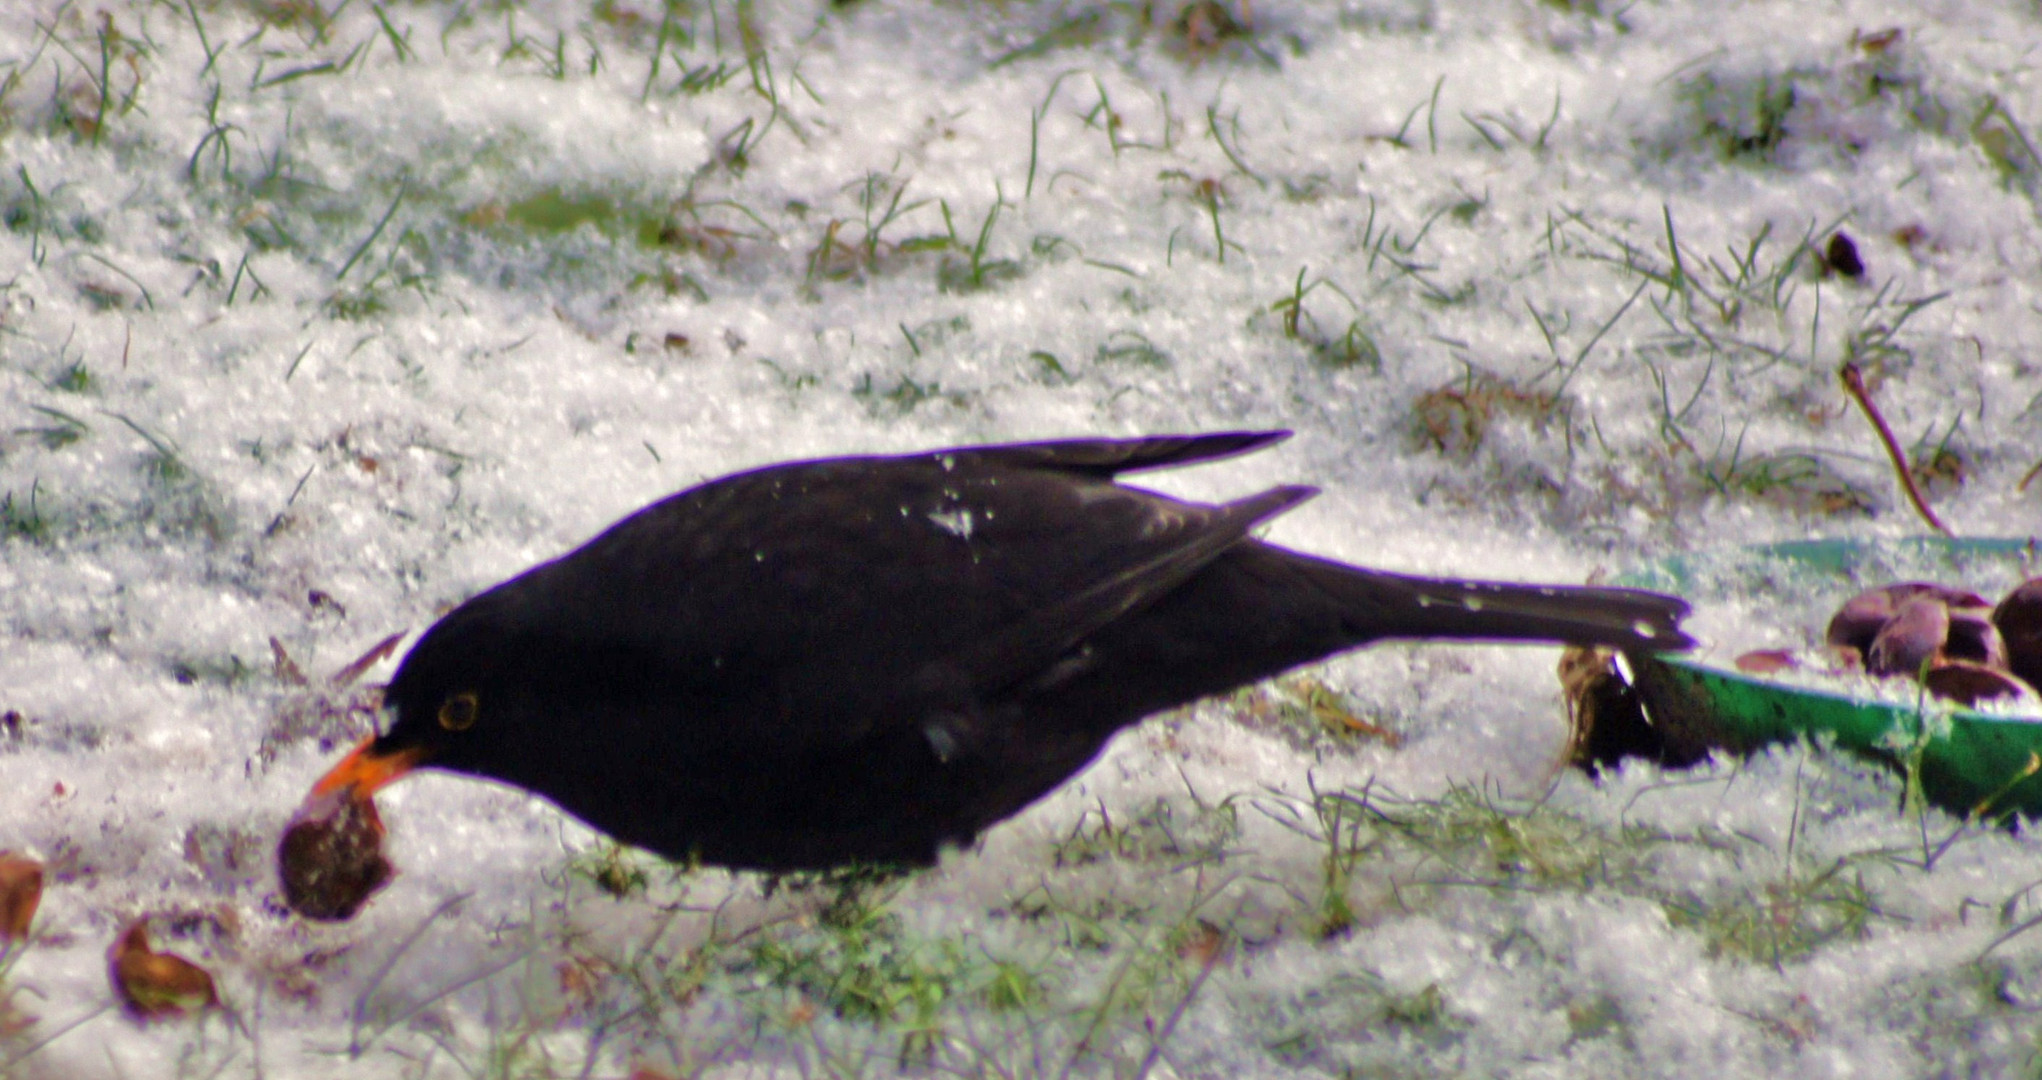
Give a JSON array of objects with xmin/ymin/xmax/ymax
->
[{"xmin": 1309, "ymin": 561, "xmax": 1693, "ymax": 652}]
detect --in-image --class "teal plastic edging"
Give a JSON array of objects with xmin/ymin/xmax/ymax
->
[{"xmin": 1617, "ymin": 537, "xmax": 2042, "ymax": 818}]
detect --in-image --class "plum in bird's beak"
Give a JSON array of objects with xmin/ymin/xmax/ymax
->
[{"xmin": 280, "ymin": 738, "xmax": 429, "ymax": 921}]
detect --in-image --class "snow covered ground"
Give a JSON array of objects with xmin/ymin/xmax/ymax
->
[{"xmin": 3, "ymin": 0, "xmax": 2042, "ymax": 1075}]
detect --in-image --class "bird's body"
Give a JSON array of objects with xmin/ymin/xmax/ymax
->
[{"xmin": 318, "ymin": 432, "xmax": 1690, "ymax": 872}]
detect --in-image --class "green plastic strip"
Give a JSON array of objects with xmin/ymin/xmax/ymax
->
[{"xmin": 1618, "ymin": 537, "xmax": 2042, "ymax": 818}]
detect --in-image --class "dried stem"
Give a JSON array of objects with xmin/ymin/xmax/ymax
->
[
  {"xmin": 331, "ymin": 630, "xmax": 407, "ymax": 688},
  {"xmin": 1839, "ymin": 361, "xmax": 1952, "ymax": 535}
]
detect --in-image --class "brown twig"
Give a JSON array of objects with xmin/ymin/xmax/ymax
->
[
  {"xmin": 330, "ymin": 630, "xmax": 407, "ymax": 688},
  {"xmin": 1839, "ymin": 361, "xmax": 1952, "ymax": 535},
  {"xmin": 2019, "ymin": 459, "xmax": 2042, "ymax": 495}
]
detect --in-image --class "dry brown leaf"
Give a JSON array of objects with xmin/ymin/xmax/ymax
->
[
  {"xmin": 0, "ymin": 853, "xmax": 42, "ymax": 945},
  {"xmin": 109, "ymin": 920, "xmax": 219, "ymax": 1021}
]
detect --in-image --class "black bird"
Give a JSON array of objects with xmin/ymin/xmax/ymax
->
[{"xmin": 309, "ymin": 432, "xmax": 1690, "ymax": 872}]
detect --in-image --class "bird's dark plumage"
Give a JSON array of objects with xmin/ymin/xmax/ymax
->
[{"xmin": 315, "ymin": 432, "xmax": 1691, "ymax": 872}]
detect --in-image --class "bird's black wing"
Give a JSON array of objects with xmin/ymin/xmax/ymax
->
[
  {"xmin": 943, "ymin": 430, "xmax": 1290, "ymax": 478},
  {"xmin": 923, "ymin": 484, "xmax": 1313, "ymax": 698},
  {"xmin": 501, "ymin": 443, "xmax": 1305, "ymax": 754}
]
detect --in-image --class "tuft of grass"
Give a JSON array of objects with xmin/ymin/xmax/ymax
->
[
  {"xmin": 747, "ymin": 911, "xmax": 966, "ymax": 1027},
  {"xmin": 1700, "ymin": 446, "xmax": 1878, "ymax": 517},
  {"xmin": 1257, "ymin": 779, "xmax": 1387, "ymax": 940},
  {"xmin": 1160, "ymin": 172, "xmax": 1243, "ymax": 263},
  {"xmin": 803, "ymin": 172, "xmax": 941, "ymax": 287},
  {"xmin": 1226, "ymin": 674, "xmax": 1401, "ymax": 753},
  {"xmin": 935, "ymin": 188, "xmax": 1024, "ymax": 294},
  {"xmin": 46, "ymin": 361, "xmax": 94, "ymax": 394},
  {"xmin": 1516, "ymin": 207, "xmax": 1955, "ymax": 526},
  {"xmin": 1973, "ymin": 95, "xmax": 2042, "ymax": 191},
  {"xmin": 1313, "ymin": 321, "xmax": 1381, "ymax": 370},
  {"xmin": 1261, "ymin": 970, "xmax": 1471, "ymax": 1072},
  {"xmin": 1004, "ymin": 880, "xmax": 1146, "ymax": 954},
  {"xmin": 36, "ymin": 11, "xmax": 153, "ymax": 145},
  {"xmin": 1258, "ymin": 780, "xmax": 1895, "ymax": 969},
  {"xmin": 1564, "ymin": 991, "xmax": 1631, "ymax": 1049},
  {"xmin": 1662, "ymin": 860, "xmax": 1876, "ymax": 968},
  {"xmin": 977, "ymin": 958, "xmax": 1041, "ymax": 1013},
  {"xmin": 851, "ymin": 371, "xmax": 964, "ymax": 416},
  {"xmin": 1094, "ymin": 329, "xmax": 1170, "ymax": 368},
  {"xmin": 499, "ymin": 188, "xmax": 627, "ymax": 235},
  {"xmin": 1266, "ymin": 269, "xmax": 1381, "ymax": 371},
  {"xmin": 168, "ymin": 652, "xmax": 257, "ymax": 688},
  {"xmin": 1839, "ymin": 284, "xmax": 1950, "ymax": 381},
  {"xmin": 0, "ymin": 482, "xmax": 51, "ymax": 543},
  {"xmin": 1908, "ymin": 418, "xmax": 1969, "ymax": 497},
  {"xmin": 1050, "ymin": 794, "xmax": 1240, "ymax": 869},
  {"xmin": 731, "ymin": 875, "xmax": 1052, "ymax": 1064},
  {"xmin": 1544, "ymin": 206, "xmax": 1811, "ymax": 333},
  {"xmin": 988, "ymin": 3, "xmax": 1266, "ymax": 70},
  {"xmin": 1303, "ymin": 788, "xmax": 1369, "ymax": 938},
  {"xmin": 107, "ymin": 411, "xmax": 186, "ymax": 485},
  {"xmin": 1364, "ymin": 784, "xmax": 1614, "ymax": 886},
  {"xmin": 2, "ymin": 166, "xmax": 53, "ymax": 267},
  {"xmin": 1678, "ymin": 67, "xmax": 1808, "ymax": 162},
  {"xmin": 1171, "ymin": 1, "xmax": 1255, "ymax": 58},
  {"xmin": 564, "ymin": 843, "xmax": 654, "ymax": 900},
  {"xmin": 989, "ymin": 9, "xmax": 1106, "ymax": 69},
  {"xmin": 1411, "ymin": 368, "xmax": 1566, "ymax": 460},
  {"xmin": 1463, "ymin": 89, "xmax": 1565, "ymax": 153},
  {"xmin": 19, "ymin": 405, "xmax": 89, "ymax": 450}
]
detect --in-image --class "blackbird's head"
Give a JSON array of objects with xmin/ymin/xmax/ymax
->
[{"xmin": 309, "ymin": 595, "xmax": 540, "ymax": 800}]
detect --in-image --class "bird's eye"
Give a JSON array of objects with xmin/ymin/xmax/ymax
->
[{"xmin": 438, "ymin": 692, "xmax": 480, "ymax": 732}]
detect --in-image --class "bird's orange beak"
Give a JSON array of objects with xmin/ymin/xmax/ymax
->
[{"xmin": 311, "ymin": 737, "xmax": 428, "ymax": 799}]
